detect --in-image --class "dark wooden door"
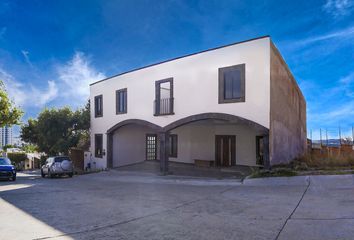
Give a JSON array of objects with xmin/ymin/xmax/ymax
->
[{"xmin": 215, "ymin": 135, "xmax": 236, "ymax": 167}]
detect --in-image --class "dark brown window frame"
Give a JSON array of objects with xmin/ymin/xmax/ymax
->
[
  {"xmin": 146, "ymin": 134, "xmax": 157, "ymax": 160},
  {"xmin": 154, "ymin": 77, "xmax": 174, "ymax": 116},
  {"xmin": 116, "ymin": 88, "xmax": 127, "ymax": 114},
  {"xmin": 94, "ymin": 95, "xmax": 103, "ymax": 118},
  {"xmin": 218, "ymin": 64, "xmax": 246, "ymax": 103},
  {"xmin": 95, "ymin": 134, "xmax": 103, "ymax": 158},
  {"xmin": 169, "ymin": 134, "xmax": 178, "ymax": 158}
]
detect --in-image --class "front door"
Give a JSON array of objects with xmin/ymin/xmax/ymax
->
[{"xmin": 215, "ymin": 135, "xmax": 236, "ymax": 167}]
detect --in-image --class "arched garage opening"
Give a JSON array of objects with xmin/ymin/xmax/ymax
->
[{"xmin": 106, "ymin": 119, "xmax": 163, "ymax": 169}]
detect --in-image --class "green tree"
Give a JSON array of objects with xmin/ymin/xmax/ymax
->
[
  {"xmin": 20, "ymin": 118, "xmax": 39, "ymax": 144},
  {"xmin": 74, "ymin": 100, "xmax": 90, "ymax": 150},
  {"xmin": 0, "ymin": 80, "xmax": 23, "ymax": 127},
  {"xmin": 20, "ymin": 102, "xmax": 90, "ymax": 155},
  {"xmin": 3, "ymin": 144, "xmax": 15, "ymax": 152},
  {"xmin": 7, "ymin": 152, "xmax": 27, "ymax": 169},
  {"xmin": 21, "ymin": 144, "xmax": 39, "ymax": 153}
]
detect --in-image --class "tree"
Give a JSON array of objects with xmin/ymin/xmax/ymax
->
[
  {"xmin": 3, "ymin": 144, "xmax": 15, "ymax": 152},
  {"xmin": 20, "ymin": 118, "xmax": 39, "ymax": 144},
  {"xmin": 74, "ymin": 100, "xmax": 90, "ymax": 150},
  {"xmin": 21, "ymin": 144, "xmax": 39, "ymax": 153},
  {"xmin": 20, "ymin": 102, "xmax": 90, "ymax": 155},
  {"xmin": 7, "ymin": 152, "xmax": 27, "ymax": 169},
  {"xmin": 0, "ymin": 80, "xmax": 23, "ymax": 127}
]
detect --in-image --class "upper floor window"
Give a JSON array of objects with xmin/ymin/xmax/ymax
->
[
  {"xmin": 116, "ymin": 88, "xmax": 127, "ymax": 114},
  {"xmin": 154, "ymin": 78, "xmax": 174, "ymax": 116},
  {"xmin": 94, "ymin": 95, "xmax": 103, "ymax": 117},
  {"xmin": 218, "ymin": 64, "xmax": 245, "ymax": 103}
]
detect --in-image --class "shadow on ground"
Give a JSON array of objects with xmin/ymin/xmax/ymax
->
[
  {"xmin": 115, "ymin": 161, "xmax": 253, "ymax": 179},
  {"xmin": 1, "ymin": 170, "xmax": 354, "ymax": 240}
]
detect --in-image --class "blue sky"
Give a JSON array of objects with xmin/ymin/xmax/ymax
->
[{"xmin": 0, "ymin": 0, "xmax": 353, "ymax": 139}]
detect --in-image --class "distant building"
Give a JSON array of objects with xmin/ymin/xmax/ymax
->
[{"xmin": 0, "ymin": 125, "xmax": 12, "ymax": 148}]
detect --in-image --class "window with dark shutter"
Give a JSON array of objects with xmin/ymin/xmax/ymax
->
[
  {"xmin": 218, "ymin": 64, "xmax": 245, "ymax": 103},
  {"xmin": 94, "ymin": 95, "xmax": 103, "ymax": 117},
  {"xmin": 116, "ymin": 88, "xmax": 127, "ymax": 114}
]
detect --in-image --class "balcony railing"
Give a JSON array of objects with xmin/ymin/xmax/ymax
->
[{"xmin": 154, "ymin": 98, "xmax": 174, "ymax": 116}]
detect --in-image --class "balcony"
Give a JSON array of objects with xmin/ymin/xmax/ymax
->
[{"xmin": 154, "ymin": 98, "xmax": 174, "ymax": 116}]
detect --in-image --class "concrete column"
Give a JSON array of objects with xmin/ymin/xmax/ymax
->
[
  {"xmin": 106, "ymin": 134, "xmax": 113, "ymax": 168},
  {"xmin": 263, "ymin": 135, "xmax": 270, "ymax": 170},
  {"xmin": 159, "ymin": 131, "xmax": 170, "ymax": 174}
]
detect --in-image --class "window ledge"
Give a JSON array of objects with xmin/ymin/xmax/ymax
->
[
  {"xmin": 154, "ymin": 112, "xmax": 175, "ymax": 116},
  {"xmin": 218, "ymin": 97, "xmax": 245, "ymax": 104}
]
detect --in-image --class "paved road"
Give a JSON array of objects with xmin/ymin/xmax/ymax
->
[{"xmin": 0, "ymin": 170, "xmax": 354, "ymax": 240}]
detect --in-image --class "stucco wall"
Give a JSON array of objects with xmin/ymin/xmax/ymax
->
[
  {"xmin": 170, "ymin": 121, "xmax": 262, "ymax": 166},
  {"xmin": 112, "ymin": 125, "xmax": 159, "ymax": 167},
  {"xmin": 269, "ymin": 43, "xmax": 307, "ymax": 165},
  {"xmin": 90, "ymin": 37, "xmax": 271, "ymax": 168}
]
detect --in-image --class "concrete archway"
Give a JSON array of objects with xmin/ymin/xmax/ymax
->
[
  {"xmin": 164, "ymin": 113, "xmax": 268, "ymax": 133},
  {"xmin": 106, "ymin": 119, "xmax": 163, "ymax": 168},
  {"xmin": 107, "ymin": 119, "xmax": 163, "ymax": 134},
  {"xmin": 163, "ymin": 113, "xmax": 270, "ymax": 171},
  {"xmin": 106, "ymin": 113, "xmax": 270, "ymax": 172}
]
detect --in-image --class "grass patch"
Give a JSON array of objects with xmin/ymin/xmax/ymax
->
[
  {"xmin": 250, "ymin": 168, "xmax": 297, "ymax": 178},
  {"xmin": 294, "ymin": 154, "xmax": 354, "ymax": 170},
  {"xmin": 298, "ymin": 169, "xmax": 354, "ymax": 176},
  {"xmin": 248, "ymin": 153, "xmax": 354, "ymax": 179}
]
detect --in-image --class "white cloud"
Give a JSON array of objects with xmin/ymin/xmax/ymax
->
[
  {"xmin": 21, "ymin": 50, "xmax": 33, "ymax": 67},
  {"xmin": 57, "ymin": 52, "xmax": 106, "ymax": 101},
  {"xmin": 304, "ymin": 70, "xmax": 354, "ymax": 129},
  {"xmin": 0, "ymin": 68, "xmax": 58, "ymax": 107},
  {"xmin": 0, "ymin": 51, "xmax": 104, "ymax": 109},
  {"xmin": 30, "ymin": 80, "xmax": 58, "ymax": 106},
  {"xmin": 309, "ymin": 100, "xmax": 354, "ymax": 124},
  {"xmin": 323, "ymin": 0, "xmax": 354, "ymax": 18},
  {"xmin": 340, "ymin": 71, "xmax": 354, "ymax": 84},
  {"xmin": 296, "ymin": 26, "xmax": 354, "ymax": 46},
  {"xmin": 339, "ymin": 71, "xmax": 354, "ymax": 97},
  {"xmin": 0, "ymin": 68, "xmax": 26, "ymax": 106}
]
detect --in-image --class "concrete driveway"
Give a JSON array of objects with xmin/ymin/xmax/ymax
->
[{"xmin": 0, "ymin": 170, "xmax": 353, "ymax": 240}]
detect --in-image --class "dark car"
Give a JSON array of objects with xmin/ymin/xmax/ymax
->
[
  {"xmin": 0, "ymin": 157, "xmax": 16, "ymax": 181},
  {"xmin": 41, "ymin": 156, "xmax": 74, "ymax": 178}
]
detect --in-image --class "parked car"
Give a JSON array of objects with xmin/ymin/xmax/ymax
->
[
  {"xmin": 0, "ymin": 157, "xmax": 16, "ymax": 181},
  {"xmin": 41, "ymin": 156, "xmax": 74, "ymax": 178}
]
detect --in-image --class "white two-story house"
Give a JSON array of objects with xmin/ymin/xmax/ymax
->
[{"xmin": 89, "ymin": 36, "xmax": 307, "ymax": 173}]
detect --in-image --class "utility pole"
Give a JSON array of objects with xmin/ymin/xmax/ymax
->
[
  {"xmin": 326, "ymin": 128, "xmax": 329, "ymax": 158},
  {"xmin": 339, "ymin": 126, "xmax": 342, "ymax": 146},
  {"xmin": 320, "ymin": 128, "xmax": 322, "ymax": 147},
  {"xmin": 326, "ymin": 128, "xmax": 329, "ymax": 146}
]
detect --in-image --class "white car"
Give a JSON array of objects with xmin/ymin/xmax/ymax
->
[{"xmin": 41, "ymin": 156, "xmax": 74, "ymax": 178}]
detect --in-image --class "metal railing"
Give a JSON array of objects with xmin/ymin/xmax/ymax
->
[{"xmin": 154, "ymin": 98, "xmax": 174, "ymax": 115}]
